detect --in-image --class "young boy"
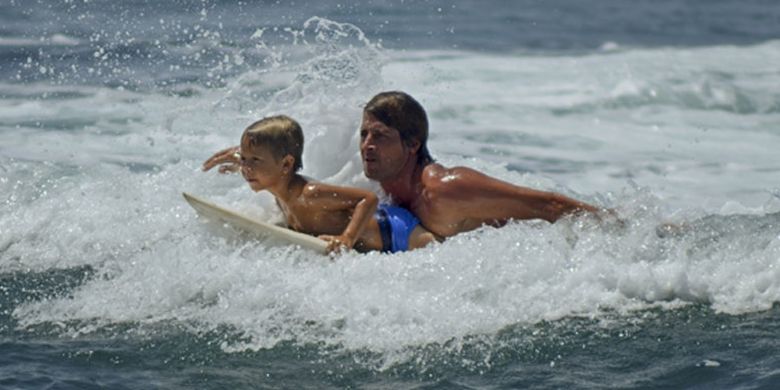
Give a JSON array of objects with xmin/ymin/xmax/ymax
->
[{"xmin": 203, "ymin": 115, "xmax": 436, "ymax": 253}]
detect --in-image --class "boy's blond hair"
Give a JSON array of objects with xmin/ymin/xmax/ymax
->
[{"xmin": 242, "ymin": 115, "xmax": 304, "ymax": 172}]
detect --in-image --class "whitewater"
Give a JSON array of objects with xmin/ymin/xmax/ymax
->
[{"xmin": 2, "ymin": 7, "xmax": 780, "ymax": 389}]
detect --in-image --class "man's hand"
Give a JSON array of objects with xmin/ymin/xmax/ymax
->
[{"xmin": 202, "ymin": 146, "xmax": 240, "ymax": 174}]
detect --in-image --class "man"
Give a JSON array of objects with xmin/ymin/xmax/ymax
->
[
  {"xmin": 203, "ymin": 91, "xmax": 599, "ymax": 239},
  {"xmin": 358, "ymin": 91, "xmax": 599, "ymax": 238}
]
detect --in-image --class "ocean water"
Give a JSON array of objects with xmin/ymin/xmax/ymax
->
[{"xmin": 2, "ymin": 1, "xmax": 780, "ymax": 388}]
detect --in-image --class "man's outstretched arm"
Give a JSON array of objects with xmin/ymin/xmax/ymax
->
[{"xmin": 431, "ymin": 166, "xmax": 599, "ymax": 224}]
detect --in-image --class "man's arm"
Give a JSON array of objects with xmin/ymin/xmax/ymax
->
[
  {"xmin": 431, "ymin": 166, "xmax": 599, "ymax": 224},
  {"xmin": 202, "ymin": 146, "xmax": 240, "ymax": 173}
]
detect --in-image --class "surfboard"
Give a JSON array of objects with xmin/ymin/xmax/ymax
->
[{"xmin": 182, "ymin": 192, "xmax": 328, "ymax": 254}]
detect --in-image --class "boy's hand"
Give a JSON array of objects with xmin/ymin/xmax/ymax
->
[
  {"xmin": 318, "ymin": 234, "xmax": 354, "ymax": 254},
  {"xmin": 202, "ymin": 146, "xmax": 240, "ymax": 173}
]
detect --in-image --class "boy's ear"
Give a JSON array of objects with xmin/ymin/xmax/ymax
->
[{"xmin": 282, "ymin": 155, "xmax": 295, "ymax": 173}]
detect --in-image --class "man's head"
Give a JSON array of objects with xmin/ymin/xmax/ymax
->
[{"xmin": 360, "ymin": 91, "xmax": 433, "ymax": 181}]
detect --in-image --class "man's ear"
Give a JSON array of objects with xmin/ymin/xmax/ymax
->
[{"xmin": 406, "ymin": 138, "xmax": 421, "ymax": 155}]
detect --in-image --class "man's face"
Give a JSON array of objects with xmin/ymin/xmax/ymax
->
[{"xmin": 360, "ymin": 112, "xmax": 410, "ymax": 182}]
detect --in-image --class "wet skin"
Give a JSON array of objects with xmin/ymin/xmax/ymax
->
[
  {"xmin": 359, "ymin": 112, "xmax": 599, "ymax": 238},
  {"xmin": 238, "ymin": 138, "xmax": 380, "ymax": 252},
  {"xmin": 202, "ymin": 113, "xmax": 597, "ymax": 244},
  {"xmin": 205, "ymin": 137, "xmax": 436, "ymax": 252}
]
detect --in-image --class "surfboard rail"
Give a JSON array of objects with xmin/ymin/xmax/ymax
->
[{"xmin": 182, "ymin": 192, "xmax": 329, "ymax": 254}]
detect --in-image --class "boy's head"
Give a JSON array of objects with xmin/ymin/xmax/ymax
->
[{"xmin": 241, "ymin": 115, "xmax": 304, "ymax": 172}]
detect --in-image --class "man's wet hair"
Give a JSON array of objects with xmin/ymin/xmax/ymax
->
[
  {"xmin": 364, "ymin": 91, "xmax": 433, "ymax": 166},
  {"xmin": 242, "ymin": 115, "xmax": 304, "ymax": 172}
]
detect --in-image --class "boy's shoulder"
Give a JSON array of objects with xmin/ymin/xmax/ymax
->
[
  {"xmin": 295, "ymin": 174, "xmax": 319, "ymax": 194},
  {"xmin": 298, "ymin": 176, "xmax": 344, "ymax": 197}
]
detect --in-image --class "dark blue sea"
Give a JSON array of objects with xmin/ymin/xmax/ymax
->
[{"xmin": 2, "ymin": 1, "xmax": 780, "ymax": 388}]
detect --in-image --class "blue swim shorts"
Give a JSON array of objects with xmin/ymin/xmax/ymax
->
[{"xmin": 375, "ymin": 204, "xmax": 420, "ymax": 253}]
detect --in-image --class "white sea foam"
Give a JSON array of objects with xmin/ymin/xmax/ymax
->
[
  {"xmin": 0, "ymin": 34, "xmax": 80, "ymax": 46},
  {"xmin": 3, "ymin": 25, "xmax": 780, "ymax": 363},
  {"xmin": 383, "ymin": 41, "xmax": 780, "ymax": 209}
]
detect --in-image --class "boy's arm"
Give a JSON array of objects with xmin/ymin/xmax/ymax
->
[
  {"xmin": 303, "ymin": 183, "xmax": 379, "ymax": 252},
  {"xmin": 202, "ymin": 146, "xmax": 240, "ymax": 173}
]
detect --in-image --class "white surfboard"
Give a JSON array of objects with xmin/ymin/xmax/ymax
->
[{"xmin": 182, "ymin": 192, "xmax": 328, "ymax": 254}]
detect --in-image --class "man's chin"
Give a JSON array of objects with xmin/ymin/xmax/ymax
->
[{"xmin": 362, "ymin": 167, "xmax": 383, "ymax": 181}]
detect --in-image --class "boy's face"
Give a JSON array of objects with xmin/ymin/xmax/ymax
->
[
  {"xmin": 359, "ymin": 112, "xmax": 415, "ymax": 182},
  {"xmin": 239, "ymin": 138, "xmax": 287, "ymax": 192}
]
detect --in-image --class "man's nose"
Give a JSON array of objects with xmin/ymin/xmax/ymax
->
[{"xmin": 361, "ymin": 135, "xmax": 376, "ymax": 150}]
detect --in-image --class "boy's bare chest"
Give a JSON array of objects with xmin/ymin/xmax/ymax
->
[{"xmin": 283, "ymin": 203, "xmax": 350, "ymax": 236}]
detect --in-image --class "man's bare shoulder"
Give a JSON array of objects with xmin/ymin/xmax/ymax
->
[
  {"xmin": 424, "ymin": 163, "xmax": 490, "ymax": 183},
  {"xmin": 420, "ymin": 163, "xmax": 485, "ymax": 199}
]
